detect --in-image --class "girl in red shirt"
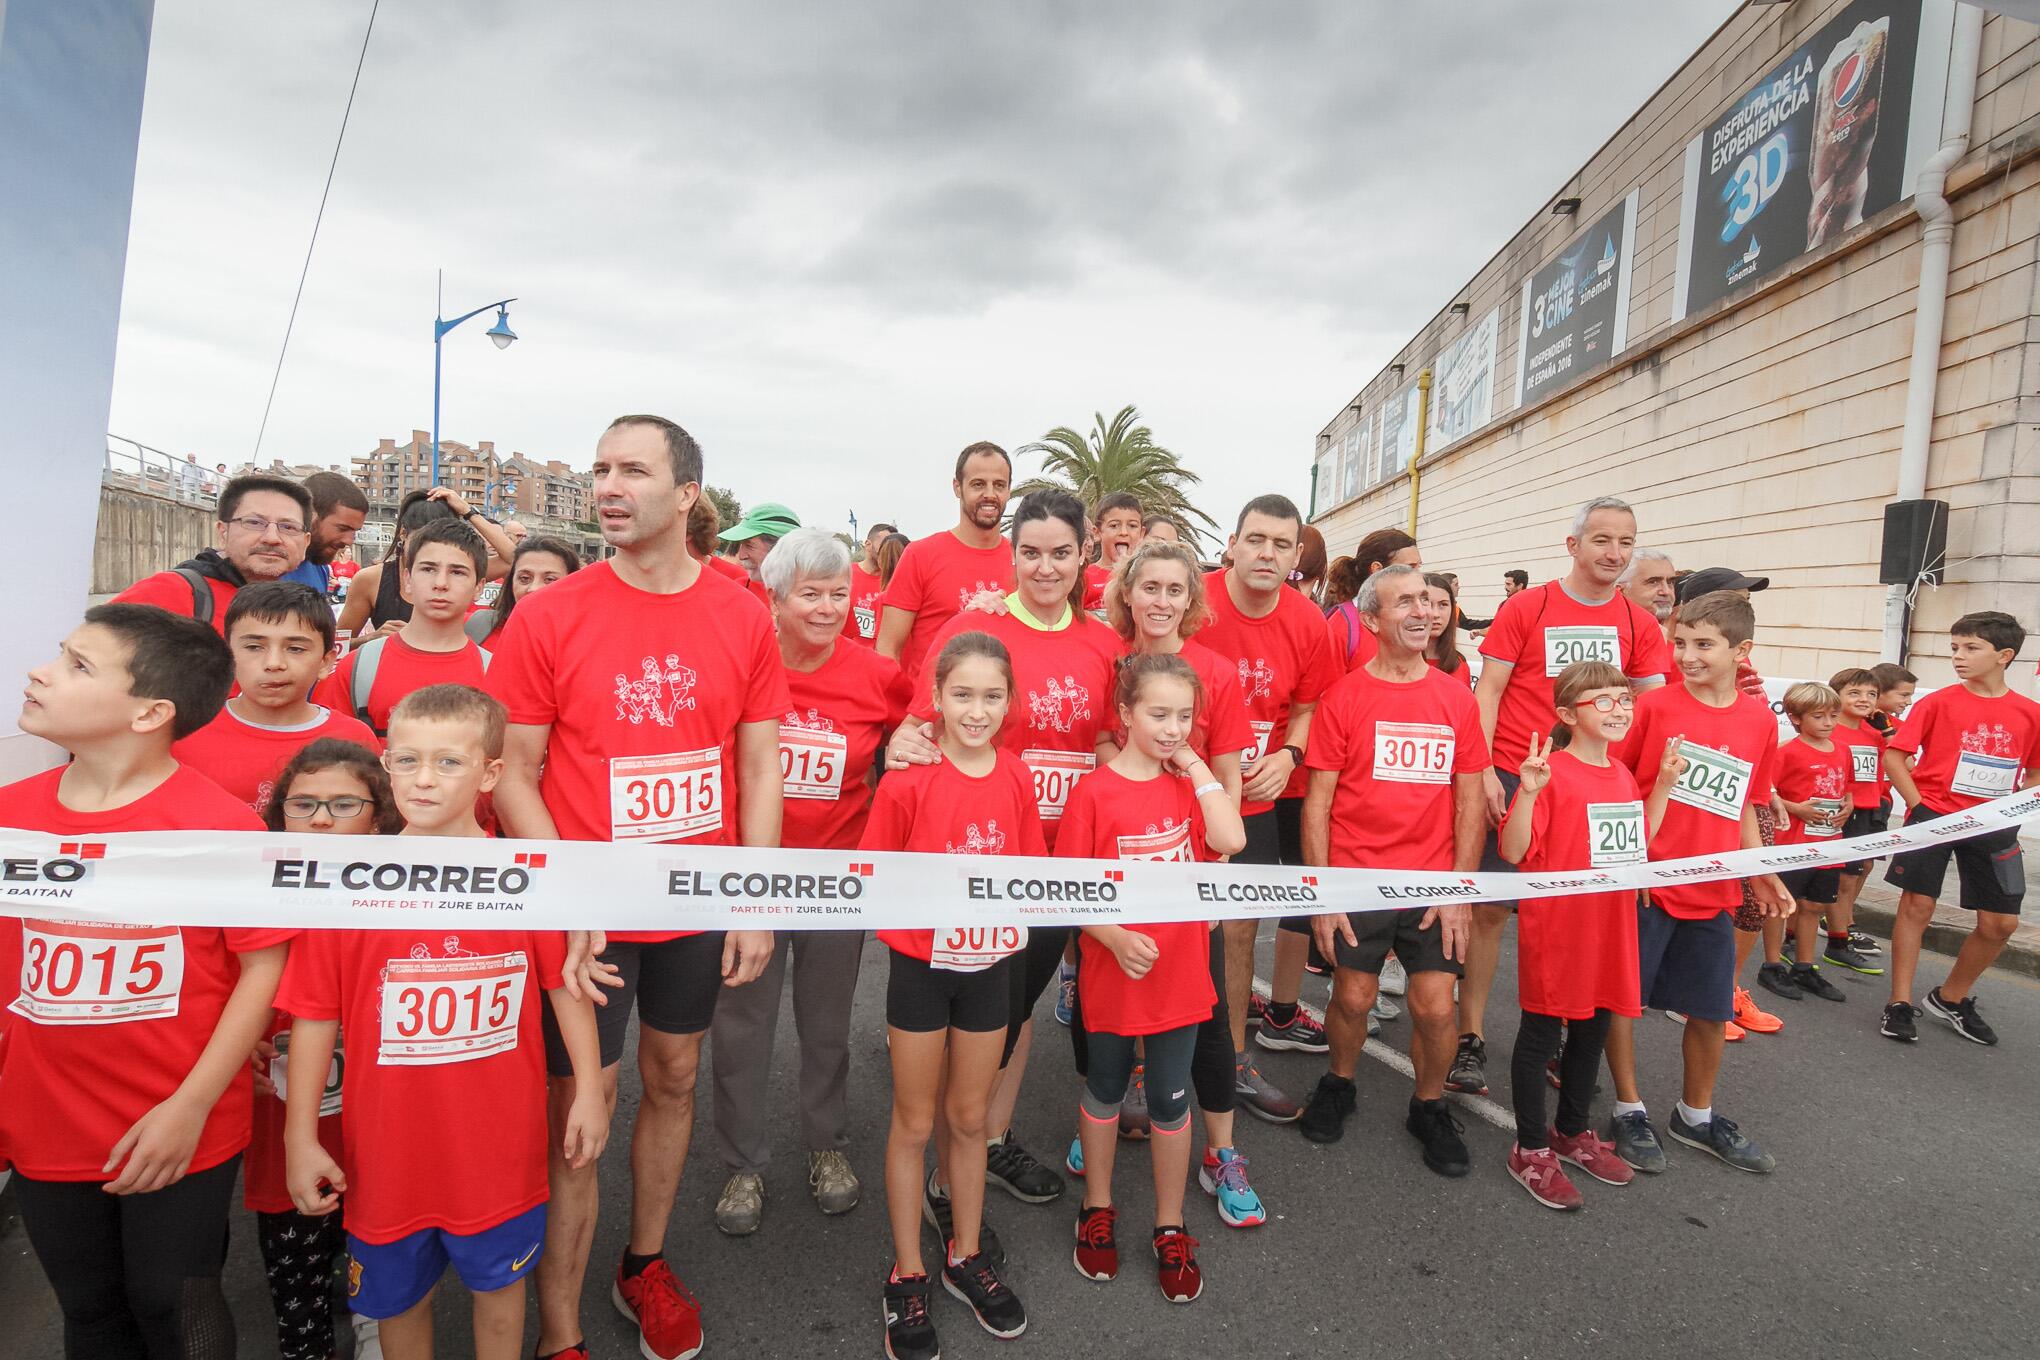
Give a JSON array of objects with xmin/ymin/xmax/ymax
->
[
  {"xmin": 1055, "ymin": 654, "xmax": 1245, "ymax": 1301},
  {"xmin": 1499, "ymin": 661, "xmax": 1683, "ymax": 1211}
]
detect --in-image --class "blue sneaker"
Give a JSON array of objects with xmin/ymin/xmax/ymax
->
[
  {"xmin": 1054, "ymin": 961, "xmax": 1077, "ymax": 1027},
  {"xmin": 1065, "ymin": 1136, "xmax": 1084, "ymax": 1179},
  {"xmin": 1198, "ymin": 1147, "xmax": 1266, "ymax": 1228}
]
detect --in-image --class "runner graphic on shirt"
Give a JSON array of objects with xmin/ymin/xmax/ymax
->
[
  {"xmin": 1028, "ymin": 676, "xmax": 1093, "ymax": 734},
  {"xmin": 948, "ymin": 820, "xmax": 1009, "ymax": 855},
  {"xmin": 614, "ymin": 654, "xmax": 700, "ymax": 726}
]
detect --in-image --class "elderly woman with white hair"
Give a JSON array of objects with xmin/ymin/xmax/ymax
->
[{"xmin": 708, "ymin": 527, "xmax": 912, "ymax": 1236}]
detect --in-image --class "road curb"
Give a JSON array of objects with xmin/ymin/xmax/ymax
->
[{"xmin": 1850, "ymin": 898, "xmax": 2040, "ymax": 981}]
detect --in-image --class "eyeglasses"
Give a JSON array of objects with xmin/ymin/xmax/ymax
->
[
  {"xmin": 382, "ymin": 752, "xmax": 480, "ymax": 777},
  {"xmin": 1573, "ymin": 694, "xmax": 1636, "ymax": 713},
  {"xmin": 280, "ymin": 795, "xmax": 370, "ymax": 820},
  {"xmin": 225, "ymin": 515, "xmax": 308, "ymax": 538}
]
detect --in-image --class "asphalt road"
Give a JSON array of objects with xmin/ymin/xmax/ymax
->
[{"xmin": 6, "ymin": 924, "xmax": 2037, "ymax": 1358}]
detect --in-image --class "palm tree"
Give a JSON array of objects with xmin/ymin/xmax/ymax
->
[{"xmin": 1013, "ymin": 406, "xmax": 1217, "ymax": 542}]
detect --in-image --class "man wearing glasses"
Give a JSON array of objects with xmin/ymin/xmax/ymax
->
[{"xmin": 114, "ymin": 475, "xmax": 314, "ymax": 634}]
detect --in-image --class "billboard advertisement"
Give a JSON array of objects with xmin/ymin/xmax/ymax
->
[
  {"xmin": 1380, "ymin": 381, "xmax": 1421, "ymax": 477},
  {"xmin": 1428, "ymin": 307, "xmax": 1500, "ymax": 450},
  {"xmin": 1673, "ymin": 0, "xmax": 1954, "ymax": 320},
  {"xmin": 1515, "ymin": 190, "xmax": 1639, "ymax": 408}
]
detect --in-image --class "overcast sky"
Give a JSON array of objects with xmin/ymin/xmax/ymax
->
[{"xmin": 108, "ymin": 0, "xmax": 1736, "ymax": 546}]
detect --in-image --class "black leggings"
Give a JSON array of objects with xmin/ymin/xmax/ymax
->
[
  {"xmin": 13, "ymin": 1155, "xmax": 240, "ymax": 1360},
  {"xmin": 1510, "ymin": 1010, "xmax": 1613, "ymax": 1150},
  {"xmin": 1066, "ymin": 927, "xmax": 1237, "ymax": 1118},
  {"xmin": 257, "ymin": 1209, "xmax": 348, "ymax": 1360}
]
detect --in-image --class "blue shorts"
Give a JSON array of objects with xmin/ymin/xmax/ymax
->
[
  {"xmin": 346, "ymin": 1202, "xmax": 547, "ymax": 1320},
  {"xmin": 1635, "ymin": 902, "xmax": 1734, "ymax": 1023}
]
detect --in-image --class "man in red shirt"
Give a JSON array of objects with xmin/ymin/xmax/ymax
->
[
  {"xmin": 847, "ymin": 521, "xmax": 897, "ymax": 646},
  {"xmin": 1618, "ymin": 548, "xmax": 1678, "ymax": 636},
  {"xmin": 113, "ymin": 474, "xmax": 314, "ymax": 633},
  {"xmin": 875, "ymin": 442, "xmax": 1015, "ymax": 676},
  {"xmin": 489, "ymin": 414, "xmax": 784, "ymax": 1360},
  {"xmin": 1456, "ymin": 497, "xmax": 1669, "ymax": 1096},
  {"xmin": 1297, "ymin": 565, "xmax": 1487, "ymax": 1175},
  {"xmin": 718, "ymin": 502, "xmax": 801, "ymax": 608}
]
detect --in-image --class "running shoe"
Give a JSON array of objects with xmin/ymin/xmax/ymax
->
[
  {"xmin": 1198, "ymin": 1148, "xmax": 1267, "ymax": 1228},
  {"xmin": 1608, "ymin": 1110, "xmax": 1667, "ymax": 1174},
  {"xmin": 1847, "ymin": 929, "xmax": 1881, "ymax": 955},
  {"xmin": 923, "ymin": 1172, "xmax": 1004, "ymax": 1268},
  {"xmin": 1549, "ymin": 1127, "xmax": 1634, "ymax": 1186},
  {"xmin": 1054, "ymin": 961, "xmax": 1076, "ymax": 1027},
  {"xmin": 1371, "ymin": 994, "xmax": 1401, "ymax": 1023},
  {"xmin": 1407, "ymin": 1097, "xmax": 1470, "ymax": 1177},
  {"xmin": 1379, "ymin": 954, "xmax": 1409, "ymax": 997},
  {"xmin": 713, "ymin": 1172, "xmax": 764, "ymax": 1235},
  {"xmin": 1065, "ymin": 1136, "xmax": 1084, "ymax": 1179},
  {"xmin": 1235, "ymin": 1057, "xmax": 1301, "ymax": 1123},
  {"xmin": 1254, "ymin": 1006, "xmax": 1330, "ymax": 1054},
  {"xmin": 1923, "ymin": 988, "xmax": 1999, "ymax": 1046},
  {"xmin": 1880, "ymin": 1000, "xmax": 1919, "ymax": 1043},
  {"xmin": 611, "ymin": 1258, "xmax": 704, "ymax": 1360},
  {"xmin": 355, "ymin": 1316, "xmax": 385, "ymax": 1360},
  {"xmin": 985, "ymin": 1130, "xmax": 1064, "ymax": 1202},
  {"xmin": 1445, "ymin": 1033, "xmax": 1488, "ymax": 1096},
  {"xmin": 1790, "ymin": 964, "xmax": 1846, "ymax": 1003},
  {"xmin": 1732, "ymin": 987, "xmax": 1783, "ymax": 1034},
  {"xmin": 1297, "ymin": 1073, "xmax": 1356, "ymax": 1144},
  {"xmin": 882, "ymin": 1271, "xmax": 939, "ymax": 1360},
  {"xmin": 809, "ymin": 1150, "xmax": 860, "ymax": 1215},
  {"xmin": 1822, "ymin": 940, "xmax": 1885, "ymax": 975},
  {"xmin": 1119, "ymin": 1066, "xmax": 1150, "ymax": 1141},
  {"xmin": 1507, "ymin": 1144, "xmax": 1583, "ymax": 1211},
  {"xmin": 1725, "ymin": 1018, "xmax": 1747, "ymax": 1042},
  {"xmin": 941, "ymin": 1251, "xmax": 1027, "ymax": 1339},
  {"xmin": 1755, "ymin": 962, "xmax": 1803, "ymax": 1001},
  {"xmin": 1667, "ymin": 1008, "xmax": 1749, "ymax": 1041},
  {"xmin": 1073, "ymin": 1205, "xmax": 1118, "ymax": 1282},
  {"xmin": 1666, "ymin": 1109, "xmax": 1775, "ymax": 1174},
  {"xmin": 1245, "ymin": 991, "xmax": 1267, "ymax": 1031},
  {"xmin": 1153, "ymin": 1228, "xmax": 1203, "ymax": 1303}
]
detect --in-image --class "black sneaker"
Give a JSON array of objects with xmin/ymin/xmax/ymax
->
[
  {"xmin": 1444, "ymin": 1034, "xmax": 1488, "ymax": 1096},
  {"xmin": 1297, "ymin": 1074, "xmax": 1356, "ymax": 1144},
  {"xmin": 1847, "ymin": 929, "xmax": 1882, "ymax": 955},
  {"xmin": 1821, "ymin": 940, "xmax": 1886, "ymax": 975},
  {"xmin": 1923, "ymin": 988, "xmax": 1999, "ymax": 1046},
  {"xmin": 883, "ymin": 1271, "xmax": 939, "ymax": 1360},
  {"xmin": 985, "ymin": 1131, "xmax": 1065, "ymax": 1203},
  {"xmin": 1880, "ymin": 1001, "xmax": 1919, "ymax": 1043},
  {"xmin": 941, "ymin": 1251, "xmax": 1027, "ymax": 1339},
  {"xmin": 1756, "ymin": 961, "xmax": 1804, "ymax": 1000},
  {"xmin": 1790, "ymin": 964, "xmax": 1847, "ymax": 1002},
  {"xmin": 1406, "ymin": 1098, "xmax": 1470, "ymax": 1177},
  {"xmin": 923, "ymin": 1173, "xmax": 1004, "ymax": 1267}
]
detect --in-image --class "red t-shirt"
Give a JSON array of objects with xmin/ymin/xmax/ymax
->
[
  {"xmin": 1328, "ymin": 602, "xmax": 1378, "ymax": 674},
  {"xmin": 848, "ymin": 565, "xmax": 887, "ymax": 648},
  {"xmin": 1055, "ymin": 765, "xmax": 1216, "ymax": 1036},
  {"xmin": 881, "ymin": 532, "xmax": 1015, "ymax": 679},
  {"xmin": 244, "ymin": 1009, "xmax": 345, "ymax": 1214},
  {"xmin": 1196, "ymin": 571, "xmax": 1338, "ymax": 814},
  {"xmin": 0, "ymin": 765, "xmax": 291, "ymax": 1181},
  {"xmin": 1105, "ymin": 639, "xmax": 1254, "ymax": 768},
  {"xmin": 1774, "ymin": 737, "xmax": 1853, "ymax": 846},
  {"xmin": 1478, "ymin": 581, "xmax": 1671, "ymax": 774},
  {"xmin": 1081, "ymin": 563, "xmax": 1112, "ymax": 612},
  {"xmin": 112, "ymin": 570, "xmax": 238, "ymax": 636},
  {"xmin": 859, "ymin": 753, "xmax": 1046, "ymax": 966},
  {"xmin": 1611, "ymin": 683, "xmax": 1778, "ymax": 919},
  {"xmin": 1888, "ymin": 685, "xmax": 2040, "ymax": 812},
  {"xmin": 780, "ymin": 643, "xmax": 912, "ymax": 851},
  {"xmin": 1304, "ymin": 665, "xmax": 1491, "ymax": 870},
  {"xmin": 1504, "ymin": 751, "xmax": 1644, "ymax": 1019},
  {"xmin": 1428, "ymin": 656, "xmax": 1474, "ymax": 687},
  {"xmin": 274, "ymin": 928, "xmax": 566, "ymax": 1243},
  {"xmin": 910, "ymin": 604, "xmax": 1122, "ymax": 849},
  {"xmin": 312, "ymin": 634, "xmax": 491, "ymax": 737},
  {"xmin": 172, "ymin": 704, "xmax": 381, "ymax": 814},
  {"xmin": 1832, "ymin": 719, "xmax": 1887, "ymax": 809},
  {"xmin": 486, "ymin": 561, "xmax": 790, "ymax": 942}
]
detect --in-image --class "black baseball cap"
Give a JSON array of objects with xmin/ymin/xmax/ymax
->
[{"xmin": 1676, "ymin": 566, "xmax": 1770, "ymax": 603}]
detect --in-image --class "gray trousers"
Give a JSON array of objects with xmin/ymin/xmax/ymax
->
[{"xmin": 710, "ymin": 929, "xmax": 865, "ymax": 1174}]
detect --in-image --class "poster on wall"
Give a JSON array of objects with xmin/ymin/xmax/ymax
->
[
  {"xmin": 1428, "ymin": 307, "xmax": 1500, "ymax": 449},
  {"xmin": 1340, "ymin": 426, "xmax": 1361, "ymax": 501},
  {"xmin": 1380, "ymin": 381, "xmax": 1421, "ymax": 477},
  {"xmin": 1673, "ymin": 0, "xmax": 1954, "ymax": 320},
  {"xmin": 1515, "ymin": 190, "xmax": 1638, "ymax": 407}
]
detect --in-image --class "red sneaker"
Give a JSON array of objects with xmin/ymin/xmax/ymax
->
[
  {"xmin": 1153, "ymin": 1228, "xmax": 1202, "ymax": 1303},
  {"xmin": 1548, "ymin": 1127, "xmax": 1635, "ymax": 1187},
  {"xmin": 1507, "ymin": 1144, "xmax": 1583, "ymax": 1211},
  {"xmin": 1073, "ymin": 1205, "xmax": 1118, "ymax": 1281},
  {"xmin": 611, "ymin": 1258, "xmax": 704, "ymax": 1360}
]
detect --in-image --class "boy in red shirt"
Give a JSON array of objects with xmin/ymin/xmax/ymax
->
[
  {"xmin": 0, "ymin": 604, "xmax": 291, "ymax": 1354},
  {"xmin": 281, "ymin": 685, "xmax": 607, "ymax": 1359},
  {"xmin": 173, "ymin": 581, "xmax": 381, "ymax": 811},
  {"xmin": 1882, "ymin": 612, "xmax": 2040, "ymax": 1046},
  {"xmin": 1811, "ymin": 667, "xmax": 1889, "ymax": 975},
  {"xmin": 316, "ymin": 519, "xmax": 493, "ymax": 737},
  {"xmin": 1765, "ymin": 682, "xmax": 1853, "ymax": 1004},
  {"xmin": 1605, "ymin": 591, "xmax": 1789, "ymax": 1175}
]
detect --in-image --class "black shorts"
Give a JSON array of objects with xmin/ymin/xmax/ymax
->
[
  {"xmin": 1475, "ymin": 767, "xmax": 1522, "ymax": 909},
  {"xmin": 887, "ymin": 952, "xmax": 1013, "ymax": 1034},
  {"xmin": 1839, "ymin": 806, "xmax": 1886, "ymax": 875},
  {"xmin": 1777, "ymin": 864, "xmax": 1842, "ymax": 905},
  {"xmin": 1885, "ymin": 806, "xmax": 2025, "ymax": 915},
  {"xmin": 1330, "ymin": 907, "xmax": 1463, "ymax": 977},
  {"xmin": 1636, "ymin": 903, "xmax": 1734, "ymax": 1021},
  {"xmin": 1241, "ymin": 797, "xmax": 1317, "ymax": 936},
  {"xmin": 541, "ymin": 932, "xmax": 727, "ymax": 1077}
]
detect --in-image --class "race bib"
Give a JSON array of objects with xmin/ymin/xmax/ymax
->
[
  {"xmin": 9, "ymin": 921, "xmax": 184, "ymax": 1026},
  {"xmin": 1587, "ymin": 801, "xmax": 1646, "ymax": 867},
  {"xmin": 270, "ymin": 1030, "xmax": 345, "ymax": 1117},
  {"xmin": 378, "ymin": 952, "xmax": 528, "ymax": 1066},
  {"xmin": 854, "ymin": 605, "xmax": 876, "ymax": 640},
  {"xmin": 1117, "ymin": 820, "xmax": 1194, "ymax": 862},
  {"xmin": 1804, "ymin": 797, "xmax": 1848, "ymax": 838},
  {"xmin": 1544, "ymin": 625, "xmax": 1620, "ymax": 677},
  {"xmin": 1849, "ymin": 745, "xmax": 1880, "ymax": 783},
  {"xmin": 1373, "ymin": 721, "xmax": 1454, "ymax": 785},
  {"xmin": 1024, "ymin": 748, "xmax": 1094, "ymax": 821},
  {"xmin": 929, "ymin": 925, "xmax": 1027, "ymax": 973},
  {"xmin": 780, "ymin": 727, "xmax": 848, "ymax": 801},
  {"xmin": 1668, "ymin": 743, "xmax": 1753, "ymax": 821},
  {"xmin": 610, "ymin": 748, "xmax": 722, "ymax": 841},
  {"xmin": 1247, "ymin": 720, "xmax": 1275, "ymax": 764},
  {"xmin": 1950, "ymin": 750, "xmax": 2019, "ymax": 799}
]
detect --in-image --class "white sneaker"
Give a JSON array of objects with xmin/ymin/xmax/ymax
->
[
  {"xmin": 1380, "ymin": 955, "xmax": 1408, "ymax": 997},
  {"xmin": 1370, "ymin": 995, "xmax": 1400, "ymax": 1022},
  {"xmin": 352, "ymin": 1314, "xmax": 384, "ymax": 1360}
]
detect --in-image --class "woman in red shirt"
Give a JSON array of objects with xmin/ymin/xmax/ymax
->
[{"xmin": 1423, "ymin": 572, "xmax": 1474, "ymax": 687}]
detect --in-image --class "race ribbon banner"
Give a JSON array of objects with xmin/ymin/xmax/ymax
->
[{"xmin": 3, "ymin": 788, "xmax": 2035, "ymax": 933}]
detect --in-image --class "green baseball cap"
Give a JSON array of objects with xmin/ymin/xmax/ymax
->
[{"xmin": 717, "ymin": 502, "xmax": 801, "ymax": 543}]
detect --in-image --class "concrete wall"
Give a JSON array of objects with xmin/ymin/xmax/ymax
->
[
  {"xmin": 93, "ymin": 482, "xmax": 210, "ymax": 595},
  {"xmin": 1312, "ymin": 2, "xmax": 2040, "ymax": 690}
]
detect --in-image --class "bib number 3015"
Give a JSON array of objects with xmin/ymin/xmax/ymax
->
[
  {"xmin": 610, "ymin": 748, "xmax": 722, "ymax": 841},
  {"xmin": 9, "ymin": 921, "xmax": 184, "ymax": 1026},
  {"xmin": 378, "ymin": 952, "xmax": 528, "ymax": 1066}
]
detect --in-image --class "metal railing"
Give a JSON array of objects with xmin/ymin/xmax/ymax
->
[{"xmin": 105, "ymin": 434, "xmax": 227, "ymax": 507}]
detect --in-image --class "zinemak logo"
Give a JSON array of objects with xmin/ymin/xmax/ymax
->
[{"xmin": 1, "ymin": 841, "xmax": 103, "ymax": 892}]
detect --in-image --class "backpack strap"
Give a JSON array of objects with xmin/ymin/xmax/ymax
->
[
  {"xmin": 1338, "ymin": 601, "xmax": 1360, "ymax": 658},
  {"xmin": 173, "ymin": 567, "xmax": 215, "ymax": 626},
  {"xmin": 349, "ymin": 636, "xmax": 387, "ymax": 733}
]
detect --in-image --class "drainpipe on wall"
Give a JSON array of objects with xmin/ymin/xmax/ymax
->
[
  {"xmin": 1882, "ymin": 2, "xmax": 1983, "ymax": 663},
  {"xmin": 1407, "ymin": 369, "xmax": 1432, "ymax": 537}
]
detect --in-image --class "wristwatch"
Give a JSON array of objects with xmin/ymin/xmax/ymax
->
[{"xmin": 1279, "ymin": 743, "xmax": 1304, "ymax": 769}]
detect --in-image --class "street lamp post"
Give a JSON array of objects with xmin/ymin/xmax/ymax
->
[{"xmin": 432, "ymin": 270, "xmax": 518, "ymax": 487}]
